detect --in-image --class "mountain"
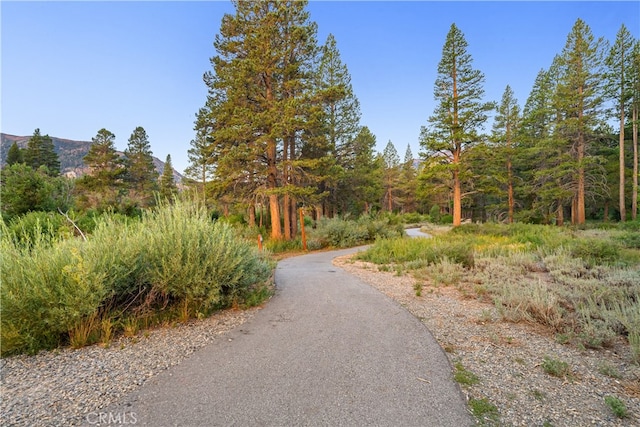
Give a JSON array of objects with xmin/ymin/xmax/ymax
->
[{"xmin": 1, "ymin": 133, "xmax": 183, "ymax": 183}]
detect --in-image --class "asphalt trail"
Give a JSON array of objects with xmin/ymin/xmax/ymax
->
[{"xmin": 102, "ymin": 244, "xmax": 472, "ymax": 426}]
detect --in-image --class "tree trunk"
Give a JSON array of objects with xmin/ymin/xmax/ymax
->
[
  {"xmin": 619, "ymin": 95, "xmax": 626, "ymax": 221},
  {"xmin": 267, "ymin": 136, "xmax": 281, "ymax": 239},
  {"xmin": 507, "ymin": 158, "xmax": 514, "ymax": 224},
  {"xmin": 557, "ymin": 202, "xmax": 564, "ymax": 226},
  {"xmin": 576, "ymin": 94, "xmax": 586, "ymax": 225},
  {"xmin": 248, "ymin": 204, "xmax": 256, "ymax": 228},
  {"xmin": 452, "ymin": 149, "xmax": 462, "ymax": 227},
  {"xmin": 603, "ymin": 201, "xmax": 609, "ymax": 222},
  {"xmin": 283, "ymin": 193, "xmax": 291, "ymax": 240},
  {"xmin": 269, "ymin": 194, "xmax": 281, "ymax": 239},
  {"xmin": 633, "ymin": 103, "xmax": 638, "ymax": 220}
]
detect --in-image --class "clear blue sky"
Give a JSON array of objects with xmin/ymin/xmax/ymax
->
[{"xmin": 2, "ymin": 1, "xmax": 638, "ymax": 174}]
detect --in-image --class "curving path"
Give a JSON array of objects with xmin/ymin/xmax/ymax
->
[{"xmin": 103, "ymin": 243, "xmax": 472, "ymax": 426}]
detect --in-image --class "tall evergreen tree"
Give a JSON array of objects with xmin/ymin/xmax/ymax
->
[
  {"xmin": 492, "ymin": 85, "xmax": 521, "ymax": 223},
  {"xmin": 185, "ymin": 120, "xmax": 216, "ymax": 207},
  {"xmin": 317, "ymin": 33, "xmax": 362, "ymax": 163},
  {"xmin": 343, "ymin": 126, "xmax": 383, "ymax": 215},
  {"xmin": 6, "ymin": 142, "xmax": 24, "ymax": 166},
  {"xmin": 420, "ymin": 23, "xmax": 494, "ymax": 226},
  {"xmin": 201, "ymin": 0, "xmax": 320, "ymax": 239},
  {"xmin": 23, "ymin": 129, "xmax": 60, "ymax": 176},
  {"xmin": 124, "ymin": 126, "xmax": 158, "ymax": 207},
  {"xmin": 398, "ymin": 144, "xmax": 418, "ymax": 213},
  {"xmin": 382, "ymin": 140, "xmax": 400, "ymax": 212},
  {"xmin": 519, "ymin": 62, "xmax": 573, "ymax": 224},
  {"xmin": 159, "ymin": 154, "xmax": 177, "ymax": 200},
  {"xmin": 555, "ymin": 18, "xmax": 606, "ymax": 224},
  {"xmin": 317, "ymin": 33, "xmax": 362, "ymax": 216},
  {"xmin": 605, "ymin": 24, "xmax": 635, "ymax": 221},
  {"xmin": 631, "ymin": 41, "xmax": 640, "ymax": 220},
  {"xmin": 76, "ymin": 128, "xmax": 123, "ymax": 210}
]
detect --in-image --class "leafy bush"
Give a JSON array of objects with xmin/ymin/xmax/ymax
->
[
  {"xmin": 0, "ymin": 200, "xmax": 273, "ymax": 356},
  {"xmin": 569, "ymin": 238, "xmax": 620, "ymax": 265},
  {"xmin": 604, "ymin": 395, "xmax": 628, "ymax": 418},
  {"xmin": 313, "ymin": 215, "xmax": 404, "ymax": 248},
  {"xmin": 541, "ymin": 355, "xmax": 571, "ymax": 378},
  {"xmin": 6, "ymin": 211, "xmax": 73, "ymax": 247},
  {"xmin": 358, "ymin": 235, "xmax": 474, "ymax": 268},
  {"xmin": 429, "ymin": 205, "xmax": 441, "ymax": 223},
  {"xmin": 440, "ymin": 214, "xmax": 453, "ymax": 224},
  {"xmin": 1, "ymin": 234, "xmax": 106, "ymax": 355}
]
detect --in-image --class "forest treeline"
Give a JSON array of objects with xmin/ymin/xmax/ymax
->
[
  {"xmin": 2, "ymin": 1, "xmax": 639, "ymax": 237},
  {"xmin": 185, "ymin": 1, "xmax": 640, "ymax": 238}
]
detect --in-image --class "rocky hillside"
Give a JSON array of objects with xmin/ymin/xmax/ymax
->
[{"xmin": 1, "ymin": 133, "xmax": 182, "ymax": 182}]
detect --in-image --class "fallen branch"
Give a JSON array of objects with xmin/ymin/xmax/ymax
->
[{"xmin": 58, "ymin": 208, "xmax": 87, "ymax": 241}]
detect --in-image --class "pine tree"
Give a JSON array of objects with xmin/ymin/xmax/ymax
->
[
  {"xmin": 519, "ymin": 65, "xmax": 568, "ymax": 223},
  {"xmin": 6, "ymin": 142, "xmax": 24, "ymax": 166},
  {"xmin": 382, "ymin": 140, "xmax": 400, "ymax": 212},
  {"xmin": 630, "ymin": 40, "xmax": 640, "ymax": 220},
  {"xmin": 605, "ymin": 24, "xmax": 635, "ymax": 221},
  {"xmin": 420, "ymin": 23, "xmax": 494, "ymax": 226},
  {"xmin": 492, "ymin": 85, "xmax": 521, "ymax": 223},
  {"xmin": 343, "ymin": 126, "xmax": 383, "ymax": 215},
  {"xmin": 201, "ymin": 0, "xmax": 320, "ymax": 239},
  {"xmin": 23, "ymin": 129, "xmax": 60, "ymax": 176},
  {"xmin": 316, "ymin": 33, "xmax": 362, "ymax": 217},
  {"xmin": 532, "ymin": 57, "xmax": 577, "ymax": 225},
  {"xmin": 124, "ymin": 126, "xmax": 158, "ymax": 207},
  {"xmin": 555, "ymin": 18, "xmax": 606, "ymax": 224},
  {"xmin": 159, "ymin": 154, "xmax": 177, "ymax": 200},
  {"xmin": 185, "ymin": 120, "xmax": 216, "ymax": 206},
  {"xmin": 398, "ymin": 144, "xmax": 418, "ymax": 213},
  {"xmin": 76, "ymin": 128, "xmax": 123, "ymax": 210}
]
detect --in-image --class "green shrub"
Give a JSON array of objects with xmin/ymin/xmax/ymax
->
[
  {"xmin": 1, "ymin": 234, "xmax": 106, "ymax": 355},
  {"xmin": 616, "ymin": 231, "xmax": 640, "ymax": 249},
  {"xmin": 429, "ymin": 205, "xmax": 441, "ymax": 223},
  {"xmin": 358, "ymin": 236, "xmax": 474, "ymax": 268},
  {"xmin": 6, "ymin": 211, "xmax": 73, "ymax": 247},
  {"xmin": 541, "ymin": 356, "xmax": 571, "ymax": 378},
  {"xmin": 440, "ymin": 214, "xmax": 453, "ymax": 224},
  {"xmin": 569, "ymin": 238, "xmax": 620, "ymax": 265},
  {"xmin": 265, "ymin": 237, "xmax": 302, "ymax": 253},
  {"xmin": 313, "ymin": 215, "xmax": 404, "ymax": 248},
  {"xmin": 0, "ymin": 200, "xmax": 273, "ymax": 356},
  {"xmin": 469, "ymin": 398, "xmax": 500, "ymax": 426},
  {"xmin": 453, "ymin": 362, "xmax": 480, "ymax": 385},
  {"xmin": 140, "ymin": 200, "xmax": 273, "ymax": 311},
  {"xmin": 604, "ymin": 395, "xmax": 628, "ymax": 418}
]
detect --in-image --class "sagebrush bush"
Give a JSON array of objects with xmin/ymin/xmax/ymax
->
[
  {"xmin": 1, "ymin": 233, "xmax": 106, "ymax": 355},
  {"xmin": 358, "ymin": 235, "xmax": 474, "ymax": 268},
  {"xmin": 312, "ymin": 215, "xmax": 404, "ymax": 248},
  {"xmin": 6, "ymin": 211, "xmax": 73, "ymax": 247},
  {"xmin": 359, "ymin": 223, "xmax": 640, "ymax": 363},
  {"xmin": 1, "ymin": 200, "xmax": 273, "ymax": 356}
]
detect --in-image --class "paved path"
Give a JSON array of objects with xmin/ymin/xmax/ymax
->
[{"xmin": 104, "ymin": 244, "xmax": 472, "ymax": 426}]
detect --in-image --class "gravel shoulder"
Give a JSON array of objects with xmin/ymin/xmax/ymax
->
[
  {"xmin": 0, "ymin": 308, "xmax": 260, "ymax": 426},
  {"xmin": 3, "ymin": 247, "xmax": 639, "ymax": 426},
  {"xmin": 333, "ymin": 255, "xmax": 640, "ymax": 427}
]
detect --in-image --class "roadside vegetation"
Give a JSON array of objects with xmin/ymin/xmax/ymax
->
[
  {"xmin": 1, "ymin": 199, "xmax": 274, "ymax": 356},
  {"xmin": 356, "ymin": 222, "xmax": 640, "ymax": 364},
  {"xmin": 0, "ymin": 202, "xmax": 412, "ymax": 357}
]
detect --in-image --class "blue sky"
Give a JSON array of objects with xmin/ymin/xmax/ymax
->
[{"xmin": 2, "ymin": 1, "xmax": 638, "ymax": 174}]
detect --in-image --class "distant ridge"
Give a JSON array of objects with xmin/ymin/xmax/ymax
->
[{"xmin": 0, "ymin": 133, "xmax": 182, "ymax": 183}]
